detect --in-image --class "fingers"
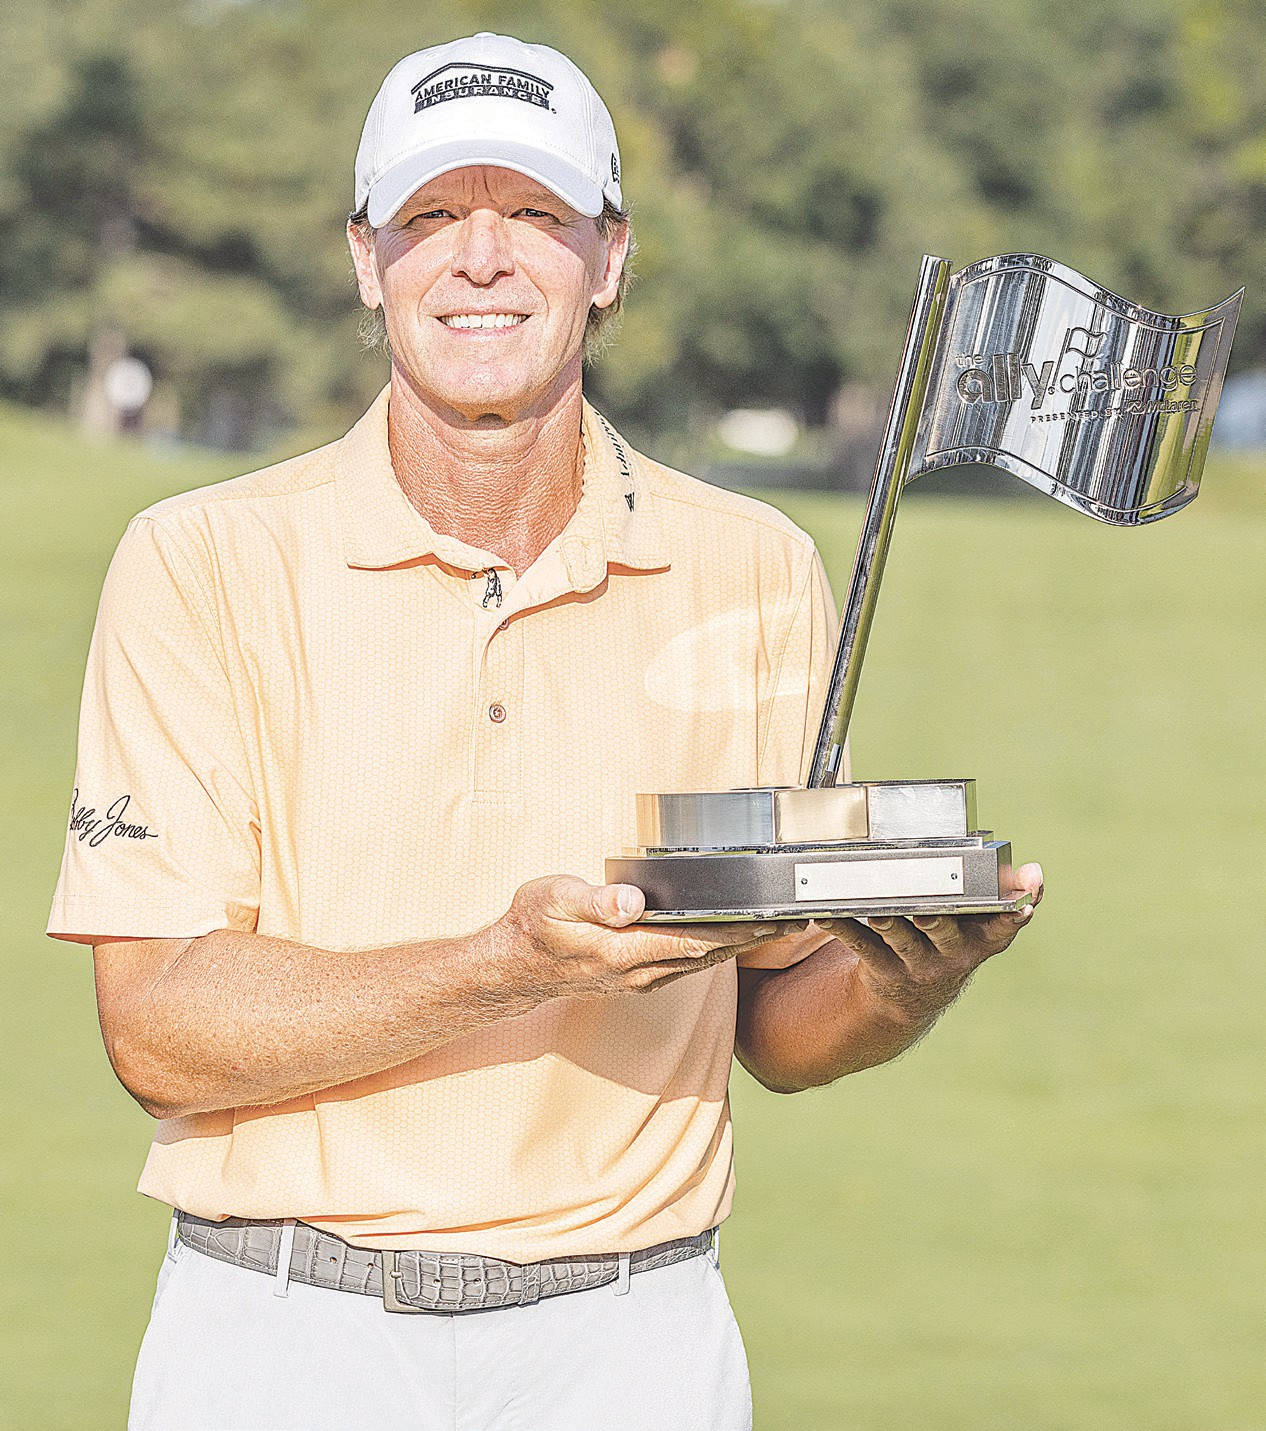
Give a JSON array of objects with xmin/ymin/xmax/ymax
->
[
  {"xmin": 626, "ymin": 918, "xmax": 811, "ymax": 989},
  {"xmin": 909, "ymin": 912, "xmax": 971, "ymax": 954},
  {"xmin": 634, "ymin": 925, "xmax": 802, "ymax": 988},
  {"xmin": 635, "ymin": 956, "xmax": 729, "ymax": 990},
  {"xmin": 821, "ymin": 913, "xmax": 978, "ymax": 980},
  {"xmin": 722, "ymin": 920, "xmax": 810, "ymax": 958},
  {"xmin": 818, "ymin": 868, "xmax": 1046, "ymax": 964},
  {"xmin": 657, "ymin": 919, "xmax": 781, "ymax": 951},
  {"xmin": 620, "ymin": 915, "xmax": 808, "ymax": 953},
  {"xmin": 814, "ymin": 916, "xmax": 912, "ymax": 976},
  {"xmin": 881, "ymin": 913, "xmax": 955, "ymax": 957},
  {"xmin": 966, "ymin": 903, "xmax": 1034, "ymax": 948}
]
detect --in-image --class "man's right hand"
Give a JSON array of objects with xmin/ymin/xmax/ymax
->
[{"xmin": 488, "ymin": 875, "xmax": 804, "ymax": 1000}]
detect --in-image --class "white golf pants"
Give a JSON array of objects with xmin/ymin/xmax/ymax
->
[{"xmin": 129, "ymin": 1220, "xmax": 753, "ymax": 1430}]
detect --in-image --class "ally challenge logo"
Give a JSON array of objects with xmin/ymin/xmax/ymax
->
[{"xmin": 953, "ymin": 325, "xmax": 1199, "ymax": 423}]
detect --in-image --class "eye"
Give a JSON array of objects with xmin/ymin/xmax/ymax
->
[
  {"xmin": 512, "ymin": 207, "xmax": 559, "ymax": 222},
  {"xmin": 405, "ymin": 209, "xmax": 454, "ymax": 224}
]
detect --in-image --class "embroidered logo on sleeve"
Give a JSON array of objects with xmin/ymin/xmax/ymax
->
[{"xmin": 69, "ymin": 789, "xmax": 159, "ymax": 848}]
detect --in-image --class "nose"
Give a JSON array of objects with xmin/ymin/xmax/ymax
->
[{"xmin": 450, "ymin": 210, "xmax": 515, "ymax": 286}]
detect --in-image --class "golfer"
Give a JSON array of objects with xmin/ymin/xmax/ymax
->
[{"xmin": 48, "ymin": 32, "xmax": 1041, "ymax": 1430}]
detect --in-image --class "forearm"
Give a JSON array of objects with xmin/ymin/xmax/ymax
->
[
  {"xmin": 735, "ymin": 938, "xmax": 952, "ymax": 1093},
  {"xmin": 101, "ymin": 921, "xmax": 542, "ymax": 1118}
]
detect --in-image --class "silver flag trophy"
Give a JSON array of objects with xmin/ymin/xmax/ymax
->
[{"xmin": 607, "ymin": 253, "xmax": 1242, "ymax": 921}]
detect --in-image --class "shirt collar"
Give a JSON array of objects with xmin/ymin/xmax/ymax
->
[{"xmin": 335, "ymin": 382, "xmax": 669, "ymax": 587}]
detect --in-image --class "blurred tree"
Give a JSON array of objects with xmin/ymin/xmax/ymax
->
[
  {"xmin": 0, "ymin": 0, "xmax": 360, "ymax": 447},
  {"xmin": 0, "ymin": 51, "xmax": 152, "ymax": 431},
  {"xmin": 0, "ymin": 0, "xmax": 1259, "ymax": 452},
  {"xmin": 1172, "ymin": 0, "xmax": 1266, "ymax": 354}
]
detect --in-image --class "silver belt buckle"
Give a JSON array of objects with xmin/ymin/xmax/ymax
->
[{"xmin": 382, "ymin": 1251, "xmax": 425, "ymax": 1313}]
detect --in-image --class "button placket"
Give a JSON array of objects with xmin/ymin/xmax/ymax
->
[{"xmin": 473, "ymin": 615, "xmax": 523, "ymax": 795}]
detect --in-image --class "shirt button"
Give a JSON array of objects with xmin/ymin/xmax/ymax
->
[{"xmin": 488, "ymin": 702, "xmax": 507, "ymax": 724}]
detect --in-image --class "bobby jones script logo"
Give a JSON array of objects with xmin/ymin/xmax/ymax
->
[
  {"xmin": 69, "ymin": 789, "xmax": 158, "ymax": 848},
  {"xmin": 954, "ymin": 325, "xmax": 1199, "ymax": 423},
  {"xmin": 412, "ymin": 63, "xmax": 555, "ymax": 112}
]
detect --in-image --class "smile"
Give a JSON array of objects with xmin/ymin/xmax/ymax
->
[{"xmin": 438, "ymin": 313, "xmax": 529, "ymax": 330}]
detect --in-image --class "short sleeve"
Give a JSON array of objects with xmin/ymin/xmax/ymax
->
[
  {"xmin": 46, "ymin": 514, "xmax": 261, "ymax": 944},
  {"xmin": 740, "ymin": 544, "xmax": 850, "ymax": 971}
]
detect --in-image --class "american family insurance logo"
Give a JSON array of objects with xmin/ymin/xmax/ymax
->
[
  {"xmin": 412, "ymin": 63, "xmax": 555, "ymax": 112},
  {"xmin": 954, "ymin": 325, "xmax": 1199, "ymax": 420}
]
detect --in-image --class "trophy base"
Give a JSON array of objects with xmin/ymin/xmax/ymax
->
[
  {"xmin": 604, "ymin": 780, "xmax": 1021, "ymax": 923},
  {"xmin": 606, "ymin": 839, "xmax": 1018, "ymax": 923},
  {"xmin": 634, "ymin": 897, "xmax": 1028, "ymax": 924}
]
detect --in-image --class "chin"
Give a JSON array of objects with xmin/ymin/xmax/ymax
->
[
  {"xmin": 437, "ymin": 387, "xmax": 535, "ymax": 422},
  {"xmin": 422, "ymin": 366, "xmax": 558, "ymax": 420}
]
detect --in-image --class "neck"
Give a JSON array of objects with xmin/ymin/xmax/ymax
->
[{"xmin": 385, "ymin": 365, "xmax": 586, "ymax": 576}]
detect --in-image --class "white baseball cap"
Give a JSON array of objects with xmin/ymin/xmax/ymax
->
[{"xmin": 353, "ymin": 33, "xmax": 623, "ymax": 227}]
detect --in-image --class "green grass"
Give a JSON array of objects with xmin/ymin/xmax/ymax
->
[{"xmin": 3, "ymin": 404, "xmax": 1264, "ymax": 1429}]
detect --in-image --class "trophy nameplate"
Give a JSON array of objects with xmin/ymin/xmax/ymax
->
[{"xmin": 607, "ymin": 253, "xmax": 1242, "ymax": 922}]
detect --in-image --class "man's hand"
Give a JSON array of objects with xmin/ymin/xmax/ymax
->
[
  {"xmin": 814, "ymin": 861, "xmax": 1045, "ymax": 1030},
  {"xmin": 735, "ymin": 863, "xmax": 1044, "ymax": 1093},
  {"xmin": 489, "ymin": 875, "xmax": 807, "ymax": 1000}
]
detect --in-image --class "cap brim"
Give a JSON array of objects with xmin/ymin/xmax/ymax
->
[{"xmin": 367, "ymin": 140, "xmax": 605, "ymax": 226}]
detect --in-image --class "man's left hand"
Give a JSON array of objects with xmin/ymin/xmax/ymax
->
[{"xmin": 814, "ymin": 861, "xmax": 1044, "ymax": 1029}]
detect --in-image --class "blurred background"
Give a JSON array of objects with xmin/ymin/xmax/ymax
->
[{"xmin": 3, "ymin": 1, "xmax": 1264, "ymax": 1427}]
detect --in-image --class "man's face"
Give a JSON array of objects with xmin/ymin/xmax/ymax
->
[{"xmin": 348, "ymin": 165, "xmax": 627, "ymax": 423}]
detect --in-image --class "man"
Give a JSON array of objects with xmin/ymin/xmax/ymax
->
[{"xmin": 48, "ymin": 32, "xmax": 1041, "ymax": 1431}]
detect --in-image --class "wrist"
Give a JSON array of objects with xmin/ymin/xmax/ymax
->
[
  {"xmin": 853, "ymin": 961, "xmax": 967, "ymax": 1037},
  {"xmin": 465, "ymin": 914, "xmax": 560, "ymax": 1012}
]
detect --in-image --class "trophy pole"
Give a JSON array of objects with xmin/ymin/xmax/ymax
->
[{"xmin": 807, "ymin": 254, "xmax": 951, "ymax": 788}]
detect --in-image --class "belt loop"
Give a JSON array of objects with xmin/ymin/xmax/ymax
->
[
  {"xmin": 273, "ymin": 1219, "xmax": 297, "ymax": 1298},
  {"xmin": 613, "ymin": 1252, "xmax": 631, "ymax": 1297},
  {"xmin": 167, "ymin": 1208, "xmax": 180, "ymax": 1258},
  {"xmin": 710, "ymin": 1226, "xmax": 721, "ymax": 1268}
]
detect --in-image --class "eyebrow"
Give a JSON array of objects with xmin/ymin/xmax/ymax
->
[{"xmin": 401, "ymin": 193, "xmax": 565, "ymax": 214}]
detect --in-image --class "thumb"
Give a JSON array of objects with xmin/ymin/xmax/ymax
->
[
  {"xmin": 541, "ymin": 875, "xmax": 645, "ymax": 927},
  {"xmin": 592, "ymin": 882, "xmax": 646, "ymax": 927},
  {"xmin": 1010, "ymin": 861, "xmax": 1045, "ymax": 906}
]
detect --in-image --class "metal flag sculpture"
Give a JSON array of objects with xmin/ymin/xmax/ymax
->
[
  {"xmin": 809, "ymin": 253, "xmax": 1241, "ymax": 789},
  {"xmin": 608, "ymin": 255, "xmax": 1242, "ymax": 921}
]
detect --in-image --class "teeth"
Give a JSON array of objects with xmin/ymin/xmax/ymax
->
[{"xmin": 440, "ymin": 313, "xmax": 528, "ymax": 329}]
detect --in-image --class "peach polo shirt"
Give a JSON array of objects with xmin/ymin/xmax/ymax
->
[{"xmin": 47, "ymin": 383, "xmax": 838, "ymax": 1259}]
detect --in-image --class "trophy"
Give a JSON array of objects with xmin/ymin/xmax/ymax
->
[{"xmin": 607, "ymin": 253, "xmax": 1242, "ymax": 921}]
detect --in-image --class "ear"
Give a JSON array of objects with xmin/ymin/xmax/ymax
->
[
  {"xmin": 591, "ymin": 220, "xmax": 630, "ymax": 312},
  {"xmin": 347, "ymin": 220, "xmax": 384, "ymax": 311}
]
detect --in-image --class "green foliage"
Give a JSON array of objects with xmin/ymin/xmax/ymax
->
[{"xmin": 0, "ymin": 0, "xmax": 1261, "ymax": 447}]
